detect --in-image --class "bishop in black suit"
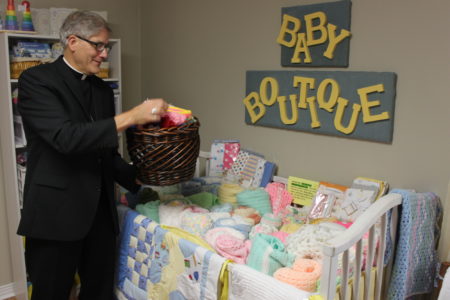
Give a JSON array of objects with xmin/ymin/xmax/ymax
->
[{"xmin": 17, "ymin": 10, "xmax": 168, "ymax": 300}]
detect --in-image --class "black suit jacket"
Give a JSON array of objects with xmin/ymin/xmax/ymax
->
[{"xmin": 17, "ymin": 56, "xmax": 139, "ymax": 241}]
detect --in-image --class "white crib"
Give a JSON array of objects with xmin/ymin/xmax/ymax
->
[{"xmin": 194, "ymin": 151, "xmax": 402, "ymax": 300}]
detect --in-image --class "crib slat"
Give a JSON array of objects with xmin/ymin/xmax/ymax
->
[
  {"xmin": 364, "ymin": 226, "xmax": 376, "ymax": 300},
  {"xmin": 320, "ymin": 194, "xmax": 402, "ymax": 300},
  {"xmin": 375, "ymin": 213, "xmax": 387, "ymax": 300},
  {"xmin": 382, "ymin": 206, "xmax": 398, "ymax": 299},
  {"xmin": 340, "ymin": 250, "xmax": 350, "ymax": 300},
  {"xmin": 353, "ymin": 240, "xmax": 362, "ymax": 300},
  {"xmin": 320, "ymin": 255, "xmax": 339, "ymax": 300}
]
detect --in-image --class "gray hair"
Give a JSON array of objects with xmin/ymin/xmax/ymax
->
[{"xmin": 59, "ymin": 10, "xmax": 111, "ymax": 48}]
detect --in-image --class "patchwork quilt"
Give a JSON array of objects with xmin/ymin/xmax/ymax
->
[{"xmin": 115, "ymin": 210, "xmax": 226, "ymax": 300}]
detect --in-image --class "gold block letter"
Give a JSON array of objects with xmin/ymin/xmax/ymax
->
[
  {"xmin": 291, "ymin": 33, "xmax": 312, "ymax": 63},
  {"xmin": 323, "ymin": 24, "xmax": 351, "ymax": 59},
  {"xmin": 306, "ymin": 96, "xmax": 321, "ymax": 128},
  {"xmin": 334, "ymin": 97, "xmax": 361, "ymax": 134},
  {"xmin": 304, "ymin": 11, "xmax": 328, "ymax": 46},
  {"xmin": 277, "ymin": 95, "xmax": 299, "ymax": 125},
  {"xmin": 277, "ymin": 14, "xmax": 301, "ymax": 47},
  {"xmin": 293, "ymin": 76, "xmax": 315, "ymax": 109},
  {"xmin": 260, "ymin": 77, "xmax": 279, "ymax": 106},
  {"xmin": 358, "ymin": 84, "xmax": 390, "ymax": 123},
  {"xmin": 243, "ymin": 91, "xmax": 266, "ymax": 123},
  {"xmin": 317, "ymin": 78, "xmax": 340, "ymax": 112}
]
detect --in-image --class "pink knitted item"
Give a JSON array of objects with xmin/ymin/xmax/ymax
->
[
  {"xmin": 204, "ymin": 227, "xmax": 246, "ymax": 247},
  {"xmin": 265, "ymin": 182, "xmax": 293, "ymax": 216},
  {"xmin": 273, "ymin": 258, "xmax": 322, "ymax": 292},
  {"xmin": 215, "ymin": 235, "xmax": 252, "ymax": 264}
]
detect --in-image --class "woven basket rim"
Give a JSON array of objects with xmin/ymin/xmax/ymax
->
[{"xmin": 129, "ymin": 117, "xmax": 200, "ymax": 135}]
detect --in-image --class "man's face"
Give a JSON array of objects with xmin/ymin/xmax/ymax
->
[{"xmin": 70, "ymin": 28, "xmax": 109, "ymax": 75}]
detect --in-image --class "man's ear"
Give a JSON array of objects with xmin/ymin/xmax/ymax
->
[{"xmin": 66, "ymin": 35, "xmax": 78, "ymax": 51}]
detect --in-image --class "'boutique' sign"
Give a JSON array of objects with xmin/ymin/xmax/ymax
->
[{"xmin": 244, "ymin": 71, "xmax": 396, "ymax": 143}]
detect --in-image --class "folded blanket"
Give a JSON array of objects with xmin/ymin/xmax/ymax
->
[
  {"xmin": 387, "ymin": 190, "xmax": 442, "ymax": 299},
  {"xmin": 227, "ymin": 263, "xmax": 312, "ymax": 300},
  {"xmin": 246, "ymin": 233, "xmax": 295, "ymax": 276}
]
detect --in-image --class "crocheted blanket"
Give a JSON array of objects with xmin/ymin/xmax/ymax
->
[
  {"xmin": 115, "ymin": 210, "xmax": 226, "ymax": 300},
  {"xmin": 387, "ymin": 190, "xmax": 442, "ymax": 299}
]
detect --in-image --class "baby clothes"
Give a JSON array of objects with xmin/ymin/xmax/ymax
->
[
  {"xmin": 274, "ymin": 258, "xmax": 322, "ymax": 292},
  {"xmin": 246, "ymin": 233, "xmax": 295, "ymax": 276},
  {"xmin": 213, "ymin": 216, "xmax": 253, "ymax": 239},
  {"xmin": 179, "ymin": 210, "xmax": 213, "ymax": 237},
  {"xmin": 286, "ymin": 223, "xmax": 345, "ymax": 260},
  {"xmin": 204, "ymin": 227, "xmax": 251, "ymax": 264},
  {"xmin": 236, "ymin": 188, "xmax": 272, "ymax": 216},
  {"xmin": 249, "ymin": 213, "xmax": 282, "ymax": 240},
  {"xmin": 232, "ymin": 206, "xmax": 261, "ymax": 225},
  {"xmin": 265, "ymin": 182, "xmax": 293, "ymax": 216}
]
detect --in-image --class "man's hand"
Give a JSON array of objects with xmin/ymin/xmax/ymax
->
[{"xmin": 115, "ymin": 98, "xmax": 169, "ymax": 132}]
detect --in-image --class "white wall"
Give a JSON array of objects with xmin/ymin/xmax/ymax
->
[
  {"xmin": 1, "ymin": 0, "xmax": 449, "ymax": 290},
  {"xmin": 0, "ymin": 139, "xmax": 14, "ymax": 285},
  {"xmin": 139, "ymin": 0, "xmax": 450, "ymax": 260}
]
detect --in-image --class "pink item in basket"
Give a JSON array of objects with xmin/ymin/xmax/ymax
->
[
  {"xmin": 265, "ymin": 182, "xmax": 293, "ymax": 216},
  {"xmin": 274, "ymin": 258, "xmax": 322, "ymax": 292}
]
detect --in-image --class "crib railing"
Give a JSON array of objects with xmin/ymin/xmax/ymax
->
[{"xmin": 320, "ymin": 193, "xmax": 402, "ymax": 300}]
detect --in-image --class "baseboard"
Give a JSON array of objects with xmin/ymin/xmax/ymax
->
[{"xmin": 0, "ymin": 282, "xmax": 16, "ymax": 299}]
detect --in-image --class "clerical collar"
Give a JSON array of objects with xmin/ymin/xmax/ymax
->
[{"xmin": 63, "ymin": 56, "xmax": 88, "ymax": 80}]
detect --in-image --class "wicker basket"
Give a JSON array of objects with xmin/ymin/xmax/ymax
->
[
  {"xmin": 126, "ymin": 118, "xmax": 200, "ymax": 186},
  {"xmin": 10, "ymin": 59, "xmax": 42, "ymax": 79},
  {"xmin": 97, "ymin": 61, "xmax": 109, "ymax": 78}
]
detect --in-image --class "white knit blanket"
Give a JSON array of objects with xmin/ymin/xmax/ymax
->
[
  {"xmin": 227, "ymin": 263, "xmax": 312, "ymax": 300},
  {"xmin": 438, "ymin": 267, "xmax": 450, "ymax": 300}
]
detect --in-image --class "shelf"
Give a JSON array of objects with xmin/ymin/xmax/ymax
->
[{"xmin": 11, "ymin": 77, "xmax": 119, "ymax": 83}]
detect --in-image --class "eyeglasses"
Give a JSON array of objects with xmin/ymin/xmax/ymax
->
[{"xmin": 75, "ymin": 35, "xmax": 112, "ymax": 53}]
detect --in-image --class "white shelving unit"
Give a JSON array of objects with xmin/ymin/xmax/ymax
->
[{"xmin": 0, "ymin": 32, "xmax": 122, "ymax": 300}]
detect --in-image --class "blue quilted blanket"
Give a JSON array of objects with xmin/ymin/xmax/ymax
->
[{"xmin": 115, "ymin": 209, "xmax": 226, "ymax": 300}]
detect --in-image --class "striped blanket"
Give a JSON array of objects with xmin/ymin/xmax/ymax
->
[{"xmin": 387, "ymin": 189, "xmax": 442, "ymax": 299}]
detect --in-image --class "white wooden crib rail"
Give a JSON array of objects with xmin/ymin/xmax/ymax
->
[{"xmin": 320, "ymin": 193, "xmax": 402, "ymax": 300}]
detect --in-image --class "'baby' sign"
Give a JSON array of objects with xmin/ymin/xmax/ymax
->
[{"xmin": 278, "ymin": 1, "xmax": 351, "ymax": 67}]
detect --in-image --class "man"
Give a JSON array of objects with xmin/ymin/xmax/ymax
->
[{"xmin": 17, "ymin": 10, "xmax": 168, "ymax": 300}]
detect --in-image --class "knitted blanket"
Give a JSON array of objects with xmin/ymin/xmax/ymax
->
[
  {"xmin": 227, "ymin": 263, "xmax": 312, "ymax": 300},
  {"xmin": 387, "ymin": 190, "xmax": 442, "ymax": 299}
]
